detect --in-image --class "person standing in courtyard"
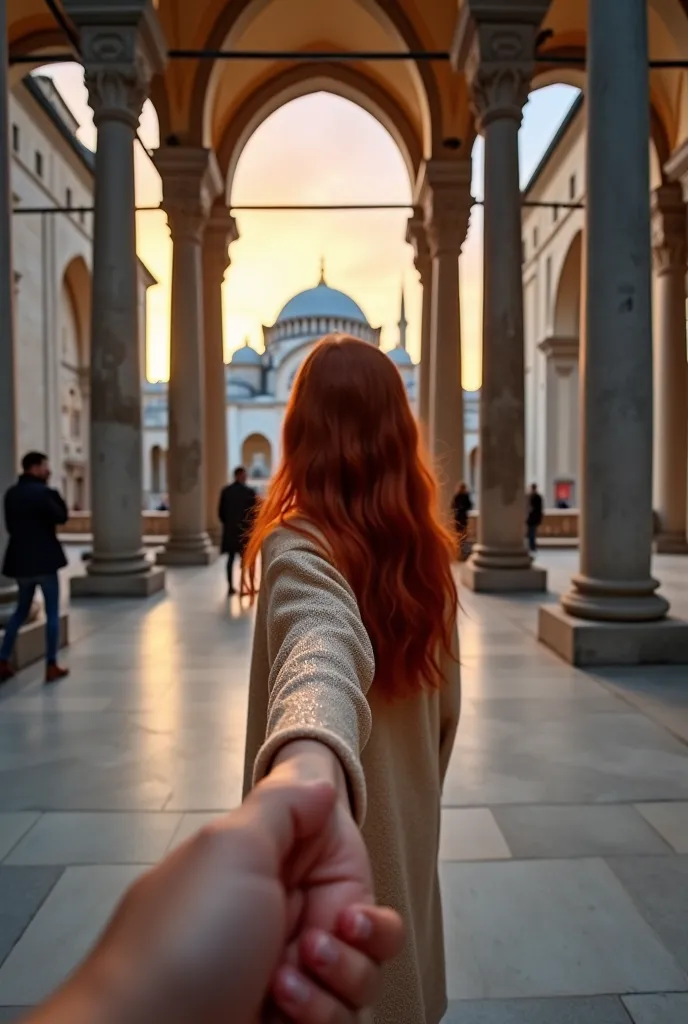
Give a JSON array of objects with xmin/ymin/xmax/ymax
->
[
  {"xmin": 527, "ymin": 482, "xmax": 544, "ymax": 553},
  {"xmin": 243, "ymin": 335, "xmax": 461, "ymax": 1024},
  {"xmin": 451, "ymin": 481, "xmax": 473, "ymax": 560},
  {"xmin": 0, "ymin": 452, "xmax": 69, "ymax": 684},
  {"xmin": 219, "ymin": 467, "xmax": 257, "ymax": 596}
]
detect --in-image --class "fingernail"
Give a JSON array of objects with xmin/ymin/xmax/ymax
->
[
  {"xmin": 280, "ymin": 967, "xmax": 310, "ymax": 1005},
  {"xmin": 311, "ymin": 932, "xmax": 338, "ymax": 967},
  {"xmin": 350, "ymin": 910, "xmax": 373, "ymax": 941}
]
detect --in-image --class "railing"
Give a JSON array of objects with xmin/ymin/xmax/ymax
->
[{"xmin": 58, "ymin": 508, "xmax": 580, "ymax": 544}]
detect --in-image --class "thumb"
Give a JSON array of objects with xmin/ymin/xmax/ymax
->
[{"xmin": 243, "ymin": 776, "xmax": 338, "ymax": 871}]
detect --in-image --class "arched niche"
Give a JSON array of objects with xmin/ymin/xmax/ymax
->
[{"xmin": 241, "ymin": 432, "xmax": 273, "ymax": 479}]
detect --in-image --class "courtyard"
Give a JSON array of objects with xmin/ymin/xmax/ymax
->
[{"xmin": 0, "ymin": 550, "xmax": 685, "ymax": 1022}]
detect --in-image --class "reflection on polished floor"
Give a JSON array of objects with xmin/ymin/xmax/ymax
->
[{"xmin": 0, "ymin": 550, "xmax": 687, "ymax": 1022}]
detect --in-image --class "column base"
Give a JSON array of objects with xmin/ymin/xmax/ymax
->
[
  {"xmin": 561, "ymin": 573, "xmax": 669, "ymax": 622},
  {"xmin": 6, "ymin": 612, "xmax": 70, "ymax": 671},
  {"xmin": 655, "ymin": 533, "xmax": 688, "ymax": 554},
  {"xmin": 71, "ymin": 567, "xmax": 166, "ymax": 598},
  {"xmin": 461, "ymin": 560, "xmax": 548, "ymax": 593},
  {"xmin": 539, "ymin": 604, "xmax": 688, "ymax": 666},
  {"xmin": 157, "ymin": 537, "xmax": 218, "ymax": 566}
]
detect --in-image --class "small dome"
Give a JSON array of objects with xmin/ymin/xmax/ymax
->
[
  {"xmin": 388, "ymin": 346, "xmax": 413, "ymax": 367},
  {"xmin": 276, "ymin": 267, "xmax": 369, "ymax": 325},
  {"xmin": 231, "ymin": 340, "xmax": 262, "ymax": 366}
]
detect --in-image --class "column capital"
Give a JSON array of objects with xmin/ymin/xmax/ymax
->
[
  {"xmin": 406, "ymin": 208, "xmax": 431, "ymax": 286},
  {"xmin": 453, "ymin": 2, "xmax": 549, "ymax": 129},
  {"xmin": 651, "ymin": 183, "xmax": 687, "ymax": 276},
  {"xmin": 154, "ymin": 147, "xmax": 224, "ymax": 243},
  {"xmin": 418, "ymin": 160, "xmax": 472, "ymax": 259},
  {"xmin": 204, "ymin": 203, "xmax": 239, "ymax": 277},
  {"xmin": 63, "ymin": 0, "xmax": 166, "ymax": 129}
]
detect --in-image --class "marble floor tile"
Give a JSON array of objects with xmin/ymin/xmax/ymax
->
[
  {"xmin": 0, "ymin": 866, "xmax": 142, "ymax": 1004},
  {"xmin": 0, "ymin": 814, "xmax": 41, "ymax": 862},
  {"xmin": 0, "ymin": 867, "xmax": 63, "ymax": 966},
  {"xmin": 441, "ymin": 859, "xmax": 688, "ymax": 1000},
  {"xmin": 440, "ymin": 808, "xmax": 511, "ymax": 861},
  {"xmin": 443, "ymin": 711, "xmax": 688, "ymax": 807},
  {"xmin": 607, "ymin": 856, "xmax": 688, "ymax": 973},
  {"xmin": 492, "ymin": 805, "xmax": 672, "ymax": 858},
  {"xmin": 622, "ymin": 994, "xmax": 688, "ymax": 1024},
  {"xmin": 5, "ymin": 812, "xmax": 182, "ymax": 865},
  {"xmin": 635, "ymin": 803, "xmax": 688, "ymax": 853},
  {"xmin": 442, "ymin": 996, "xmax": 632, "ymax": 1023}
]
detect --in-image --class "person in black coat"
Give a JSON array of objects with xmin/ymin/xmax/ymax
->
[
  {"xmin": 0, "ymin": 452, "xmax": 69, "ymax": 683},
  {"xmin": 218, "ymin": 467, "xmax": 257, "ymax": 596},
  {"xmin": 451, "ymin": 482, "xmax": 473, "ymax": 561},
  {"xmin": 527, "ymin": 483, "xmax": 544, "ymax": 553}
]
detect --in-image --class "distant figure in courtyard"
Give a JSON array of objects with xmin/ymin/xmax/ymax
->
[
  {"xmin": 527, "ymin": 483, "xmax": 544, "ymax": 552},
  {"xmin": 243, "ymin": 335, "xmax": 461, "ymax": 1024},
  {"xmin": 0, "ymin": 452, "xmax": 69, "ymax": 684},
  {"xmin": 156, "ymin": 494, "xmax": 169, "ymax": 512},
  {"xmin": 451, "ymin": 481, "xmax": 473, "ymax": 560},
  {"xmin": 219, "ymin": 467, "xmax": 257, "ymax": 596}
]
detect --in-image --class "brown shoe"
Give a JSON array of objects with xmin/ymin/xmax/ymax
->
[
  {"xmin": 45, "ymin": 664, "xmax": 69, "ymax": 684},
  {"xmin": 0, "ymin": 660, "xmax": 14, "ymax": 683}
]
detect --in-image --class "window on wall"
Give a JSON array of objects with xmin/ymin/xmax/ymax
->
[
  {"xmin": 552, "ymin": 205, "xmax": 558, "ymax": 223},
  {"xmin": 12, "ymin": 124, "xmax": 19, "ymax": 153},
  {"xmin": 569, "ymin": 173, "xmax": 576, "ymax": 200},
  {"xmin": 66, "ymin": 188, "xmax": 72, "ymax": 209},
  {"xmin": 35, "ymin": 151, "xmax": 44, "ymax": 178},
  {"xmin": 533, "ymin": 227, "xmax": 539, "ymax": 249}
]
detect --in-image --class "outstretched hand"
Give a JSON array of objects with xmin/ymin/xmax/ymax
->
[{"xmin": 24, "ymin": 769, "xmax": 403, "ymax": 1024}]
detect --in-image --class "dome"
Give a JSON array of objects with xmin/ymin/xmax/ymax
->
[
  {"xmin": 276, "ymin": 273, "xmax": 369, "ymax": 326},
  {"xmin": 231, "ymin": 340, "xmax": 262, "ymax": 366},
  {"xmin": 388, "ymin": 346, "xmax": 413, "ymax": 367}
]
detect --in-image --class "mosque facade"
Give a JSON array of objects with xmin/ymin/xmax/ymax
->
[{"xmin": 142, "ymin": 272, "xmax": 480, "ymax": 507}]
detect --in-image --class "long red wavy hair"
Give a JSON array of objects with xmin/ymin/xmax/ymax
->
[{"xmin": 245, "ymin": 334, "xmax": 458, "ymax": 700}]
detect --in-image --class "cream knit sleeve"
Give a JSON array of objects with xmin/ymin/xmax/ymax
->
[{"xmin": 251, "ymin": 528, "xmax": 375, "ymax": 826}]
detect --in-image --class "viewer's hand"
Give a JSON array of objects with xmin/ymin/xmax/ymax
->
[{"xmin": 24, "ymin": 775, "xmax": 403, "ymax": 1024}]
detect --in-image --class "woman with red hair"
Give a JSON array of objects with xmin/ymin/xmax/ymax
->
[{"xmin": 243, "ymin": 335, "xmax": 461, "ymax": 1023}]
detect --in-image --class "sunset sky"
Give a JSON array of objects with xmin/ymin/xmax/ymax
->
[{"xmin": 43, "ymin": 65, "xmax": 578, "ymax": 391}]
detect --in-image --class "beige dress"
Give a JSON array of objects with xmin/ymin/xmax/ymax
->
[{"xmin": 243, "ymin": 525, "xmax": 461, "ymax": 1024}]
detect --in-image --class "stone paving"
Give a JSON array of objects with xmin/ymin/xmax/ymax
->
[{"xmin": 0, "ymin": 549, "xmax": 687, "ymax": 1022}]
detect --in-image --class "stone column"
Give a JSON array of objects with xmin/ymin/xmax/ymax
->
[
  {"xmin": 420, "ymin": 160, "xmax": 471, "ymax": 516},
  {"xmin": 539, "ymin": 0, "xmax": 688, "ymax": 666},
  {"xmin": 155, "ymin": 147, "xmax": 222, "ymax": 565},
  {"xmin": 455, "ymin": 1, "xmax": 549, "ymax": 592},
  {"xmin": 203, "ymin": 205, "xmax": 238, "ymax": 546},
  {"xmin": 67, "ymin": 0, "xmax": 166, "ymax": 598},
  {"xmin": 0, "ymin": 0, "xmax": 18, "ymax": 625},
  {"xmin": 651, "ymin": 184, "xmax": 688, "ymax": 554},
  {"xmin": 406, "ymin": 210, "xmax": 433, "ymax": 431}
]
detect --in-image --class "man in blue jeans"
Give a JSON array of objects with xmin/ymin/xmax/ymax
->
[{"xmin": 0, "ymin": 452, "xmax": 69, "ymax": 684}]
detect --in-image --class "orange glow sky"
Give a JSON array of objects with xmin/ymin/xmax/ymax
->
[{"xmin": 42, "ymin": 65, "xmax": 578, "ymax": 391}]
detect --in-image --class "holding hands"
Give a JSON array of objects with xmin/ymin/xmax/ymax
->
[{"xmin": 24, "ymin": 758, "xmax": 402, "ymax": 1024}]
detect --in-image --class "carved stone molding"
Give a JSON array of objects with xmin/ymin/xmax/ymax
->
[
  {"xmin": 204, "ymin": 204, "xmax": 240, "ymax": 278},
  {"xmin": 154, "ymin": 147, "xmax": 224, "ymax": 244},
  {"xmin": 406, "ymin": 208, "xmax": 431, "ymax": 286},
  {"xmin": 453, "ymin": 2, "xmax": 550, "ymax": 130},
  {"xmin": 651, "ymin": 183, "xmax": 687, "ymax": 276},
  {"xmin": 538, "ymin": 334, "xmax": 579, "ymax": 362},
  {"xmin": 418, "ymin": 160, "xmax": 472, "ymax": 259},
  {"xmin": 64, "ymin": 1, "xmax": 166, "ymax": 130}
]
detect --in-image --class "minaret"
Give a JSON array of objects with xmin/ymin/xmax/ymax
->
[
  {"xmin": 319, "ymin": 257, "xmax": 326, "ymax": 285},
  {"xmin": 398, "ymin": 286, "xmax": 408, "ymax": 351}
]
